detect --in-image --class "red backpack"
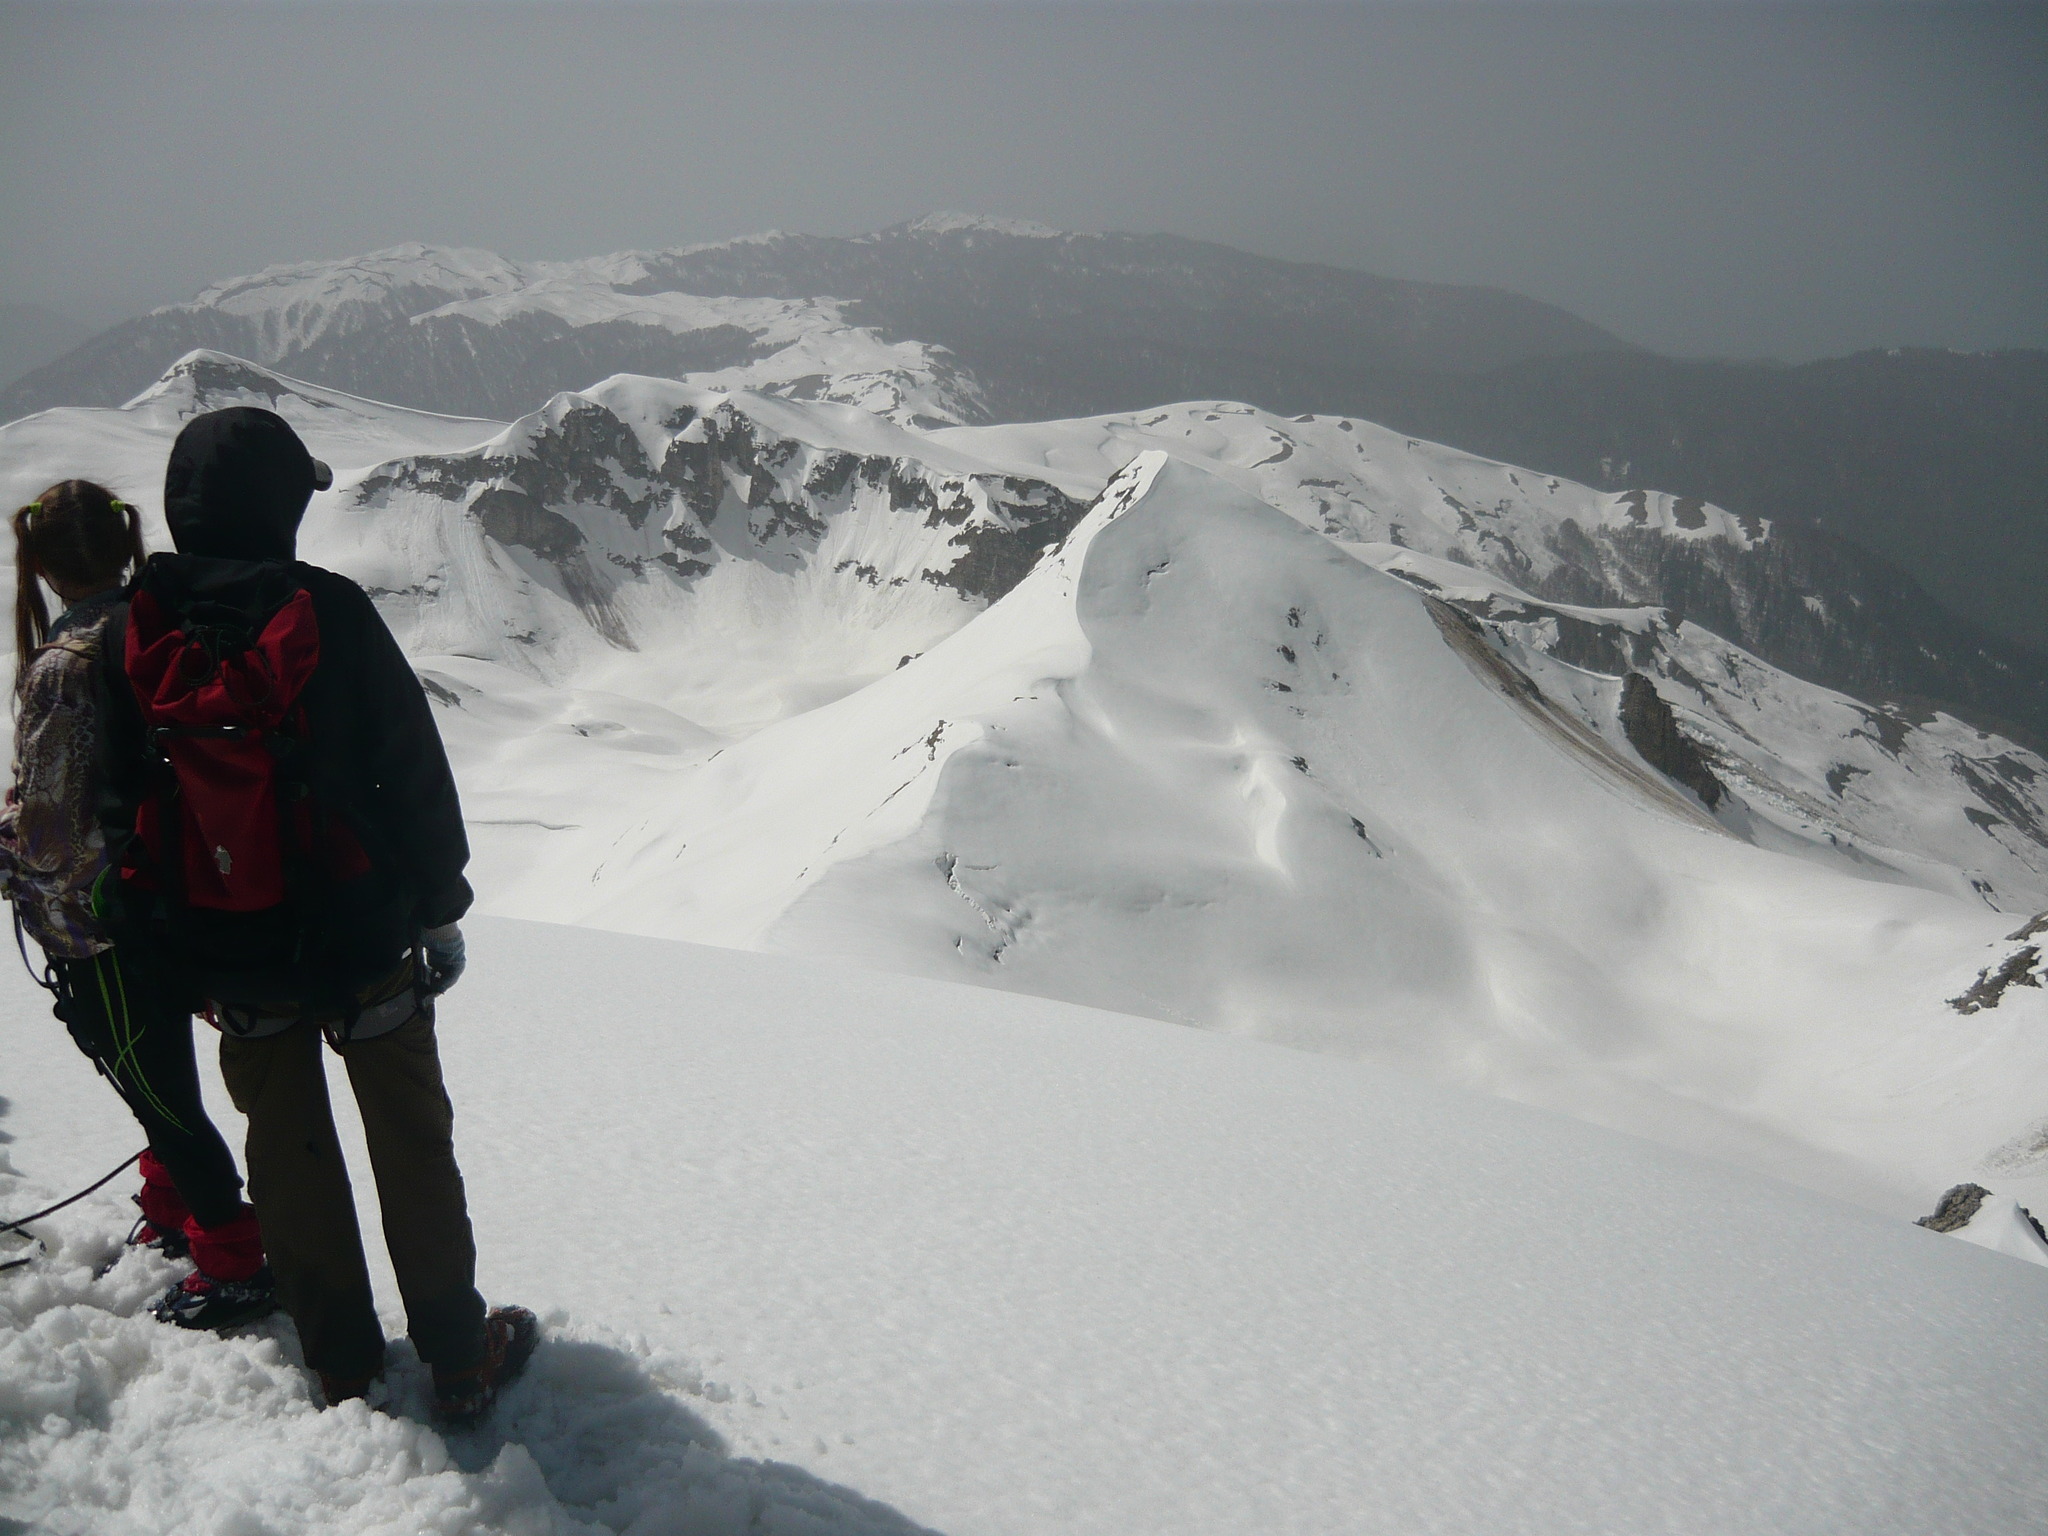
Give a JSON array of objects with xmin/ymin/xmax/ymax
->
[{"xmin": 119, "ymin": 569, "xmax": 375, "ymax": 975}]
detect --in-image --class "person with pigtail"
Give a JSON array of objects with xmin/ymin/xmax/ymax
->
[{"xmin": 0, "ymin": 480, "xmax": 277, "ymax": 1330}]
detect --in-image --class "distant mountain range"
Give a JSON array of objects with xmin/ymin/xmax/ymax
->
[
  {"xmin": 2, "ymin": 215, "xmax": 2040, "ymax": 736},
  {"xmin": 0, "ymin": 215, "xmax": 1637, "ymax": 424}
]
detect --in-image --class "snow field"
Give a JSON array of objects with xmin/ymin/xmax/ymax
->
[{"xmin": 4, "ymin": 916, "xmax": 2045, "ymax": 1534}]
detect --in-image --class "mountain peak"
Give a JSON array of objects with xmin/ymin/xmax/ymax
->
[
  {"xmin": 902, "ymin": 212, "xmax": 1069, "ymax": 240},
  {"xmin": 182, "ymin": 243, "xmax": 528, "ymax": 313}
]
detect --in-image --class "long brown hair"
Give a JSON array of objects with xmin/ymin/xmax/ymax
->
[{"xmin": 13, "ymin": 480, "xmax": 148, "ymax": 694}]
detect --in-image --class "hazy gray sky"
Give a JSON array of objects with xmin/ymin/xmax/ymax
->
[{"xmin": 2, "ymin": 1, "xmax": 2042, "ymax": 360}]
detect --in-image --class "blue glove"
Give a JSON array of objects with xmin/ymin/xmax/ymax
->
[{"xmin": 421, "ymin": 923, "xmax": 467, "ymax": 997}]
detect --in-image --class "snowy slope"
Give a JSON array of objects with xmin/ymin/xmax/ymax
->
[
  {"xmin": 491, "ymin": 453, "xmax": 2046, "ymax": 1214},
  {"xmin": 945, "ymin": 400, "xmax": 1772, "ymax": 591},
  {"xmin": 325, "ymin": 372, "xmax": 1086, "ymax": 735},
  {"xmin": 0, "ymin": 351, "xmax": 503, "ymax": 511},
  {"xmin": 11, "ymin": 354, "xmax": 2035, "ymax": 915},
  {"xmin": 944, "ymin": 404, "xmax": 2048, "ymax": 909},
  {"xmin": 942, "ymin": 397, "xmax": 2048, "ymax": 756},
  {"xmin": 3, "ymin": 360, "xmax": 2046, "ymax": 1217},
  {"xmin": 4, "ymin": 917, "xmax": 2045, "ymax": 1536}
]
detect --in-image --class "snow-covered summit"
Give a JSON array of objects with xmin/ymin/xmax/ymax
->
[
  {"xmin": 14, "ymin": 244, "xmax": 993, "ymax": 426},
  {"xmin": 176, "ymin": 242, "xmax": 533, "ymax": 357},
  {"xmin": 900, "ymin": 211, "xmax": 1070, "ymax": 240}
]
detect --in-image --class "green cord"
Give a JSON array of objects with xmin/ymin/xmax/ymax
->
[{"xmin": 96, "ymin": 950, "xmax": 186, "ymax": 1134}]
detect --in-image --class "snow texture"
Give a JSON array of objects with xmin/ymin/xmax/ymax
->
[{"xmin": 3, "ymin": 917, "xmax": 2046, "ymax": 1535}]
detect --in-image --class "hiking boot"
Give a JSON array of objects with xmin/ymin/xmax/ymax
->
[
  {"xmin": 125, "ymin": 1200, "xmax": 190, "ymax": 1261},
  {"xmin": 433, "ymin": 1305, "xmax": 539, "ymax": 1425},
  {"xmin": 99, "ymin": 1211, "xmax": 191, "ymax": 1278},
  {"xmin": 150, "ymin": 1264, "xmax": 279, "ymax": 1332},
  {"xmin": 129, "ymin": 1219, "xmax": 192, "ymax": 1260}
]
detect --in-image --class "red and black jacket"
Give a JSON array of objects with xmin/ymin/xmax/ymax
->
[{"xmin": 97, "ymin": 406, "xmax": 471, "ymax": 1006}]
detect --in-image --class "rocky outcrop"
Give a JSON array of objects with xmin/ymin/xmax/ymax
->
[
  {"xmin": 1618, "ymin": 674, "xmax": 1725, "ymax": 809},
  {"xmin": 1917, "ymin": 1182, "xmax": 2048, "ymax": 1246},
  {"xmin": 1949, "ymin": 945, "xmax": 2044, "ymax": 1015},
  {"xmin": 351, "ymin": 387, "xmax": 1092, "ymax": 651},
  {"xmin": 1916, "ymin": 1183, "xmax": 1993, "ymax": 1232}
]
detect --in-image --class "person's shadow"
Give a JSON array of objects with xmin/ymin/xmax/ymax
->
[
  {"xmin": 361, "ymin": 1328, "xmax": 951, "ymax": 1536},
  {"xmin": 0, "ymin": 1122, "xmax": 948, "ymax": 1536}
]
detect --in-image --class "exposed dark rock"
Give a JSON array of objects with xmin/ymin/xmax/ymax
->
[
  {"xmin": 803, "ymin": 451, "xmax": 862, "ymax": 501},
  {"xmin": 1851, "ymin": 706, "xmax": 1912, "ymax": 758},
  {"xmin": 1951, "ymin": 757, "xmax": 2048, "ymax": 851},
  {"xmin": 1914, "ymin": 1185, "xmax": 2044, "ymax": 1245},
  {"xmin": 443, "ymin": 401, "xmax": 674, "ymax": 532},
  {"xmin": 1544, "ymin": 613, "xmax": 1661, "ymax": 678},
  {"xmin": 1949, "ymin": 946, "xmax": 2043, "ymax": 1014},
  {"xmin": 1916, "ymin": 1183, "xmax": 1992, "ymax": 1233},
  {"xmin": 1619, "ymin": 673, "xmax": 1725, "ymax": 808},
  {"xmin": 921, "ymin": 482, "xmax": 1091, "ymax": 603},
  {"xmin": 657, "ymin": 520, "xmax": 712, "ymax": 578},
  {"xmin": 471, "ymin": 488, "xmax": 584, "ymax": 562},
  {"xmin": 1825, "ymin": 763, "xmax": 1868, "ymax": 797}
]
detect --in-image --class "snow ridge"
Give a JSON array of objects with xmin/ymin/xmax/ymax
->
[
  {"xmin": 3, "ymin": 353, "xmax": 2046, "ymax": 1218},
  {"xmin": 902, "ymin": 212, "xmax": 1069, "ymax": 240}
]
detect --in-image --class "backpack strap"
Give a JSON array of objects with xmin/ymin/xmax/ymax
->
[{"xmin": 34, "ymin": 635, "xmax": 101, "ymax": 662}]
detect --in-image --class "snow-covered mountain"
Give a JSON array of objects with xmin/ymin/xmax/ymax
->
[
  {"xmin": 0, "ymin": 243, "xmax": 986, "ymax": 427},
  {"xmin": 7, "ymin": 917, "xmax": 2044, "ymax": 1534},
  {"xmin": 8, "ymin": 233, "xmax": 2038, "ymax": 747},
  {"xmin": 4, "ymin": 353, "xmax": 2046, "ymax": 1220},
  {"xmin": 0, "ymin": 219, "xmax": 1631, "ymax": 426}
]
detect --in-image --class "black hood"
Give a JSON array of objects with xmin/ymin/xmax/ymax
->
[{"xmin": 164, "ymin": 407, "xmax": 332, "ymax": 561}]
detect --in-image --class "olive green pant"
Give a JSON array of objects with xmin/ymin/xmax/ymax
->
[{"xmin": 218, "ymin": 1013, "xmax": 486, "ymax": 1380}]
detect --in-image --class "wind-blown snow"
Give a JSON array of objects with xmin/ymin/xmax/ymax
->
[{"xmin": 3, "ymin": 917, "xmax": 2044, "ymax": 1535}]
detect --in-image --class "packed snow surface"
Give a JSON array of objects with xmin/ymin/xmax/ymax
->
[{"xmin": 4, "ymin": 917, "xmax": 2045, "ymax": 1535}]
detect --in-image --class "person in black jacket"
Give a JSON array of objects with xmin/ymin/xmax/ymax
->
[{"xmin": 110, "ymin": 406, "xmax": 535, "ymax": 1422}]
